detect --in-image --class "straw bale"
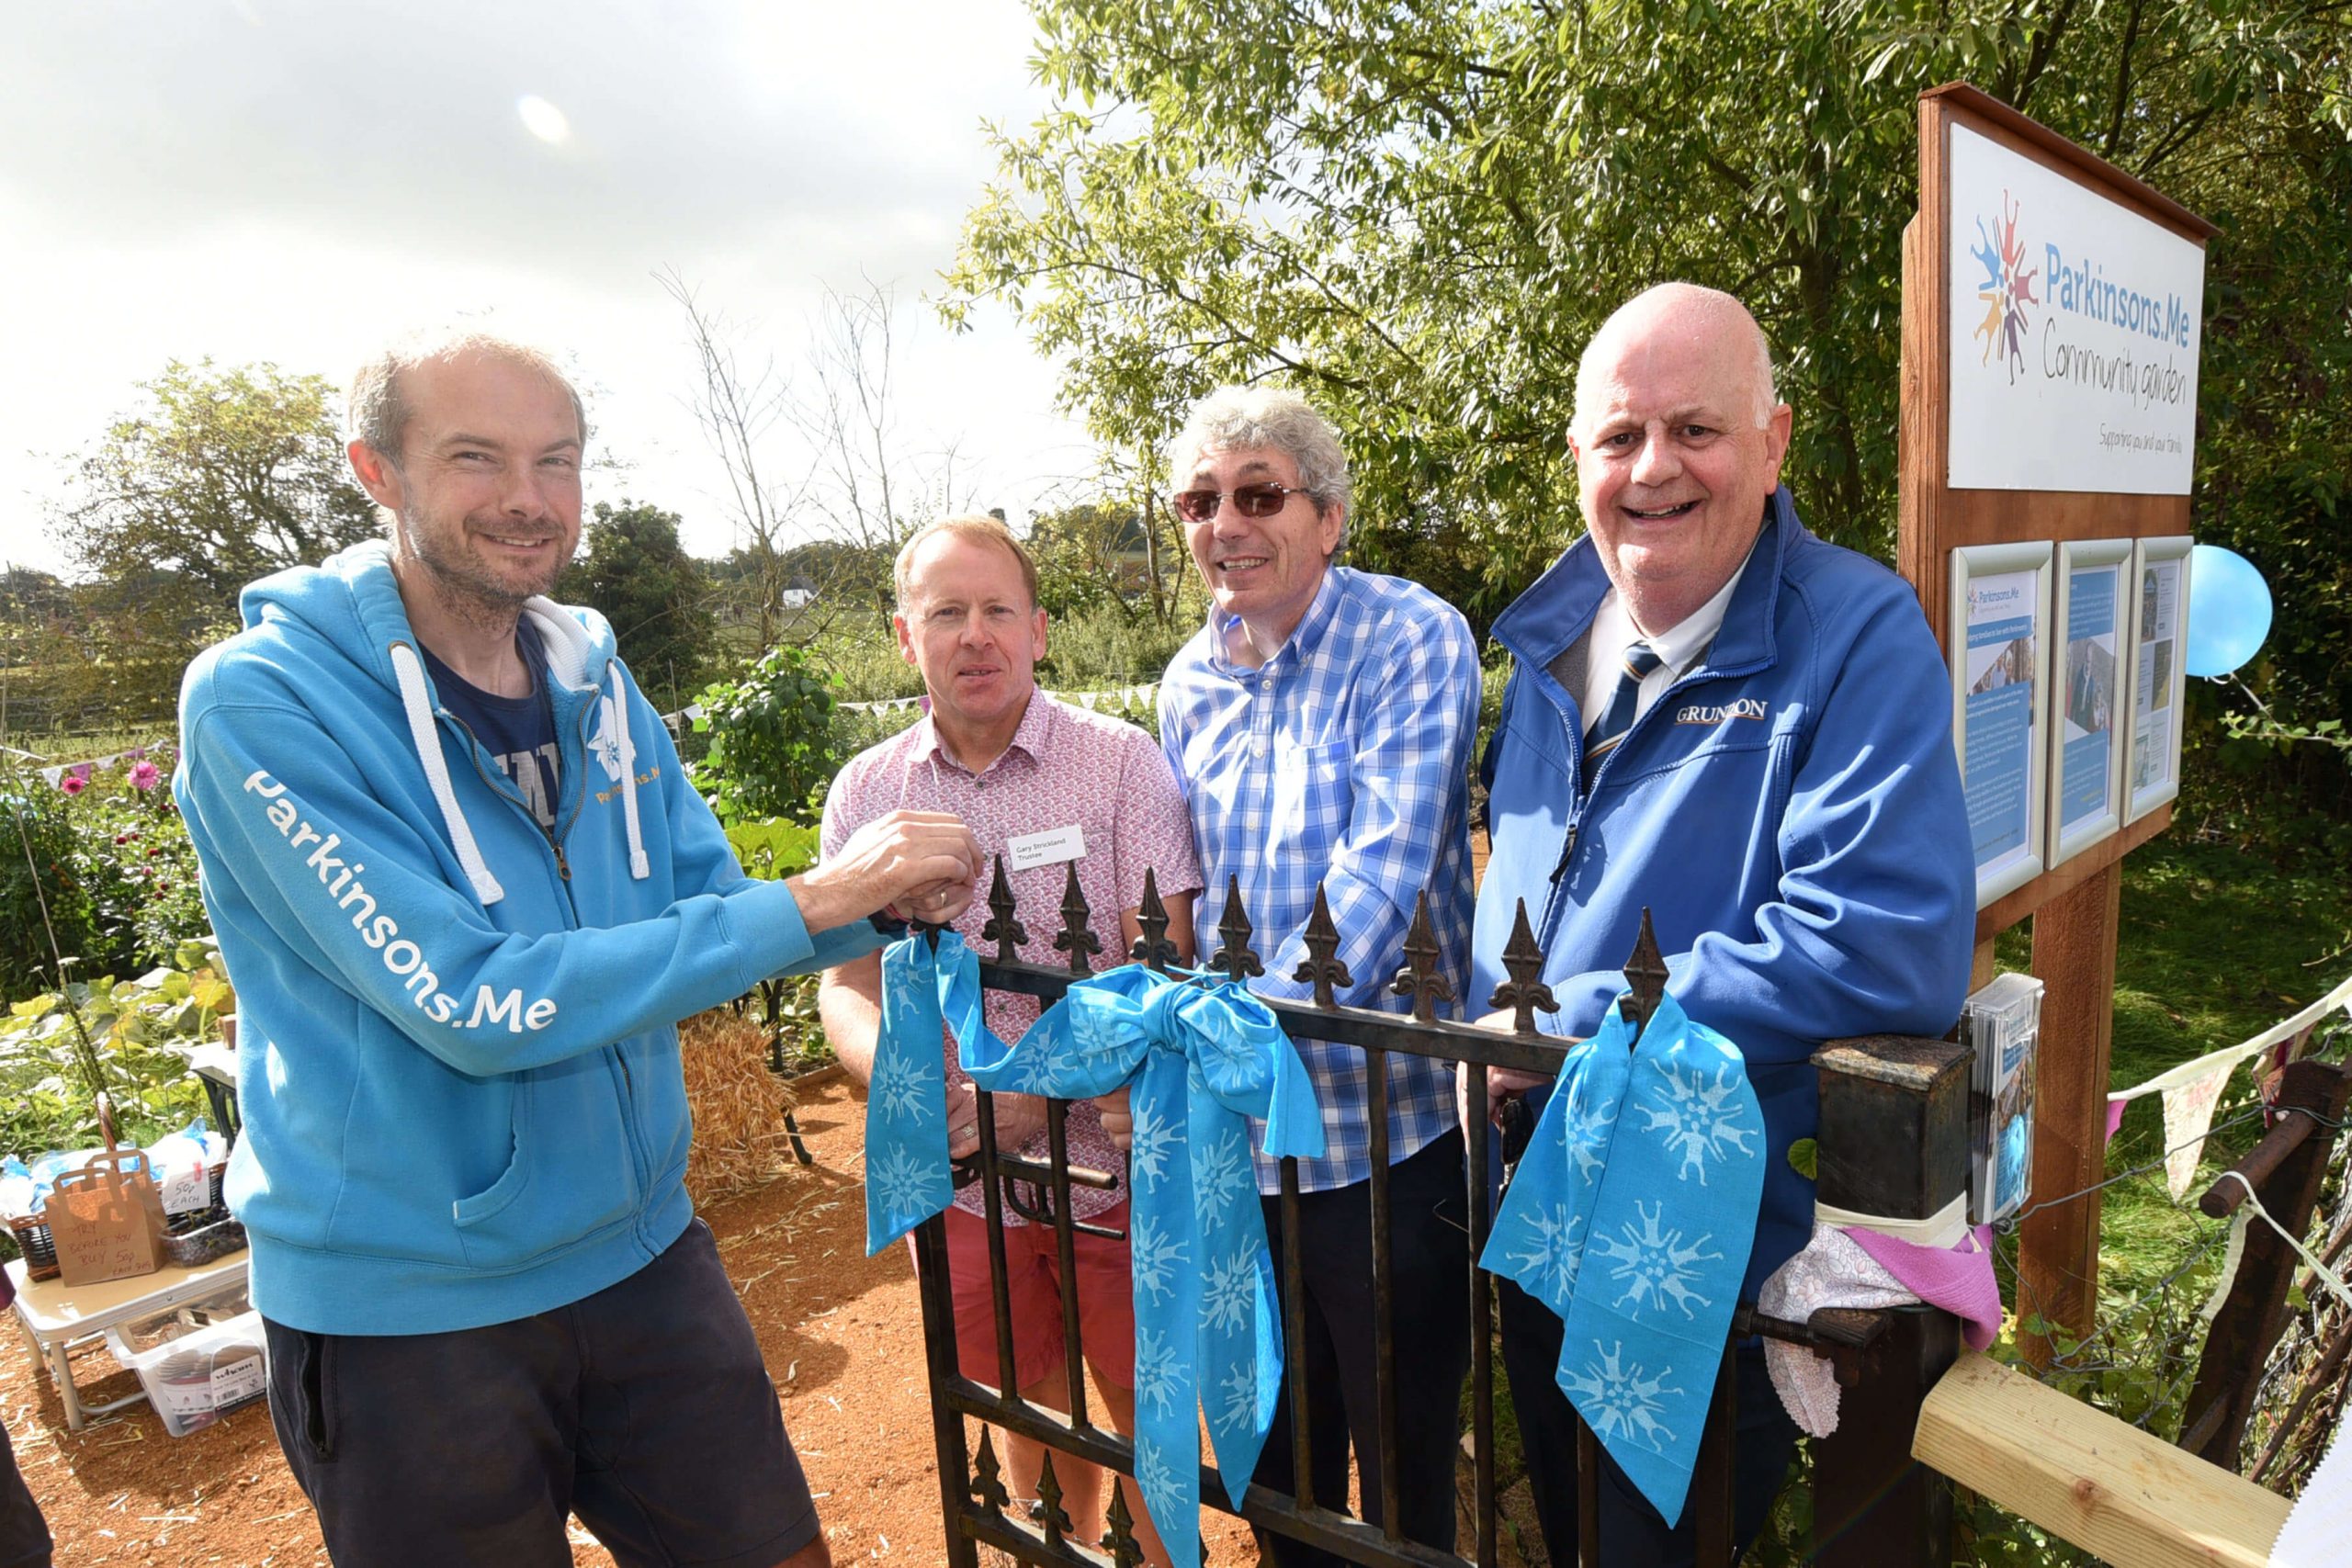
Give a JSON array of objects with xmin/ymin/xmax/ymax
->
[{"xmin": 679, "ymin": 1007, "xmax": 797, "ymax": 1202}]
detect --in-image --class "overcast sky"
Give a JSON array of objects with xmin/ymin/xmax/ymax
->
[{"xmin": 0, "ymin": 0, "xmax": 1092, "ymax": 576}]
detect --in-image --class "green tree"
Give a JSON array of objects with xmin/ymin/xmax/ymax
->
[
  {"xmin": 45, "ymin": 360, "xmax": 379, "ymax": 718},
  {"xmin": 57, "ymin": 359, "xmax": 378, "ymax": 623},
  {"xmin": 557, "ymin": 500, "xmax": 718, "ymax": 711},
  {"xmin": 945, "ymin": 0, "xmax": 2348, "ymax": 642}
]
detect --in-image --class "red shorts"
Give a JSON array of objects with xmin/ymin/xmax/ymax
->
[{"xmin": 933, "ymin": 1201, "xmax": 1136, "ymax": 1393}]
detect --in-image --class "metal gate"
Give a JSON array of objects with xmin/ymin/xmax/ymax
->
[{"xmin": 906, "ymin": 861, "xmax": 1955, "ymax": 1567}]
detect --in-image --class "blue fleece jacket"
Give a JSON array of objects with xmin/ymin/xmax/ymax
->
[
  {"xmin": 175, "ymin": 542, "xmax": 879, "ymax": 1335},
  {"xmin": 1473, "ymin": 491, "xmax": 1974, "ymax": 1298}
]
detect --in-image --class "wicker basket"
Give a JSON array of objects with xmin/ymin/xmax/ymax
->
[{"xmin": 6, "ymin": 1212, "xmax": 59, "ymax": 1281}]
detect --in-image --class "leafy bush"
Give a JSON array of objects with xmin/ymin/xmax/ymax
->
[
  {"xmin": 690, "ymin": 645, "xmax": 843, "ymax": 823},
  {"xmin": 1, "ymin": 941, "xmax": 234, "ymax": 1157}
]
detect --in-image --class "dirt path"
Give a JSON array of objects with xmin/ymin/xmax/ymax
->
[{"xmin": 4, "ymin": 1075, "xmax": 1267, "ymax": 1565}]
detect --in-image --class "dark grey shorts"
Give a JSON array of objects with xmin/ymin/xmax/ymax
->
[{"xmin": 265, "ymin": 1219, "xmax": 819, "ymax": 1568}]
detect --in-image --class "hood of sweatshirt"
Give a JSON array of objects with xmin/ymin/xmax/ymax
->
[{"xmin": 239, "ymin": 539, "xmax": 653, "ymax": 902}]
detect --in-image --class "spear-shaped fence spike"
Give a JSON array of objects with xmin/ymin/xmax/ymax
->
[
  {"xmin": 1388, "ymin": 890, "xmax": 1454, "ymax": 1024},
  {"xmin": 970, "ymin": 1427, "xmax": 1010, "ymax": 1514},
  {"xmin": 1035, "ymin": 1449, "xmax": 1074, "ymax": 1546},
  {"xmin": 1293, "ymin": 881, "xmax": 1353, "ymax": 1007},
  {"xmin": 1487, "ymin": 897, "xmax": 1560, "ymax": 1035},
  {"xmin": 1620, "ymin": 905, "xmax": 1669, "ymax": 1040},
  {"xmin": 1130, "ymin": 866, "xmax": 1179, "ymax": 972},
  {"xmin": 1052, "ymin": 859, "xmax": 1102, "ymax": 975},
  {"xmin": 980, "ymin": 854, "xmax": 1028, "ymax": 964},
  {"xmin": 1102, "ymin": 1483, "xmax": 1146, "ymax": 1567},
  {"xmin": 1210, "ymin": 873, "xmax": 1264, "ymax": 983}
]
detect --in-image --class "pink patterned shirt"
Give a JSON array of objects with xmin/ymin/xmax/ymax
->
[{"xmin": 822, "ymin": 694, "xmax": 1203, "ymax": 1221}]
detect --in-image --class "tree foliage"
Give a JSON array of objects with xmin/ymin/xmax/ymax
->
[
  {"xmin": 32, "ymin": 360, "xmax": 379, "ymax": 720},
  {"xmin": 557, "ymin": 499, "xmax": 718, "ymax": 711},
  {"xmin": 945, "ymin": 0, "xmax": 2350, "ymax": 652},
  {"xmin": 57, "ymin": 359, "xmax": 378, "ymax": 623}
]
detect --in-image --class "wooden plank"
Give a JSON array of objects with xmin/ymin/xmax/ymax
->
[
  {"xmin": 2018, "ymin": 859, "xmax": 2122, "ymax": 1364},
  {"xmin": 1914, "ymin": 1353, "xmax": 2290, "ymax": 1568},
  {"xmin": 1922, "ymin": 84, "xmax": 2220, "ymax": 242}
]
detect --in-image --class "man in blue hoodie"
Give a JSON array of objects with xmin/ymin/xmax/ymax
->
[
  {"xmin": 175, "ymin": 332, "xmax": 979, "ymax": 1568},
  {"xmin": 1467, "ymin": 285, "xmax": 1973, "ymax": 1564}
]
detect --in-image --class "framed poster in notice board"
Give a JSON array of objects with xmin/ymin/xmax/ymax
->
[
  {"xmin": 2046, "ymin": 538, "xmax": 2132, "ymax": 868},
  {"xmin": 2124, "ymin": 536, "xmax": 2192, "ymax": 824},
  {"xmin": 1951, "ymin": 541, "xmax": 2053, "ymax": 908}
]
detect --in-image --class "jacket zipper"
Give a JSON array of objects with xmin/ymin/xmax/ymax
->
[
  {"xmin": 1535, "ymin": 664, "xmax": 1715, "ymax": 940},
  {"xmin": 438, "ymin": 679, "xmax": 651, "ymax": 1238}
]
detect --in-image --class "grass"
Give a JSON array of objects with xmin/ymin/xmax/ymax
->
[{"xmin": 1987, "ymin": 835, "xmax": 2350, "ymax": 1303}]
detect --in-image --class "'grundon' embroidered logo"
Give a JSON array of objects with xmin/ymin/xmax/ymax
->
[
  {"xmin": 1675, "ymin": 699, "xmax": 1770, "ymax": 726},
  {"xmin": 243, "ymin": 770, "xmax": 560, "ymax": 1033}
]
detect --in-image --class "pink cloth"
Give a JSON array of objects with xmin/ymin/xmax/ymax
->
[
  {"xmin": 822, "ymin": 694, "xmax": 1204, "ymax": 1223},
  {"xmin": 1845, "ymin": 1224, "xmax": 2003, "ymax": 1351},
  {"xmin": 2104, "ymin": 1098, "xmax": 2127, "ymax": 1145}
]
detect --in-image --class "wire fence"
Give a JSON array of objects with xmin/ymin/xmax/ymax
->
[{"xmin": 1984, "ymin": 1016, "xmax": 2350, "ymax": 1488}]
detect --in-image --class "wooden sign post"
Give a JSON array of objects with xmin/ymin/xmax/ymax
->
[{"xmin": 1897, "ymin": 84, "xmax": 2216, "ymax": 1362}]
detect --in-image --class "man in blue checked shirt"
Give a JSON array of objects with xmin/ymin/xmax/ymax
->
[{"xmin": 1125, "ymin": 384, "xmax": 1480, "ymax": 1564}]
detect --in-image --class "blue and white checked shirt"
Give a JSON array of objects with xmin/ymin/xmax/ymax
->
[{"xmin": 1159, "ymin": 566, "xmax": 1479, "ymax": 1193}]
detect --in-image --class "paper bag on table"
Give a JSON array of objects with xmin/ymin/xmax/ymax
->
[{"xmin": 45, "ymin": 1095, "xmax": 169, "ymax": 1286}]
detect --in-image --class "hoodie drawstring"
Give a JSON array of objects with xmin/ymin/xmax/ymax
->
[
  {"xmin": 606, "ymin": 662, "xmax": 650, "ymax": 881},
  {"xmin": 389, "ymin": 642, "xmax": 509, "ymax": 907}
]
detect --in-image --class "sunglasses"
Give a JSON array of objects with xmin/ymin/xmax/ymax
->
[{"xmin": 1170, "ymin": 481, "xmax": 1311, "ymax": 523}]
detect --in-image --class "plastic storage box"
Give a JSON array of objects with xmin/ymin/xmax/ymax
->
[{"xmin": 103, "ymin": 1291, "xmax": 267, "ymax": 1438}]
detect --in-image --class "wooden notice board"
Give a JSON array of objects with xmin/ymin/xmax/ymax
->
[{"xmin": 1895, "ymin": 84, "xmax": 2217, "ymax": 1358}]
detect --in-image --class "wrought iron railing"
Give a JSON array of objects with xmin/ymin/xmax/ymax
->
[{"xmin": 905, "ymin": 857, "xmax": 1958, "ymax": 1568}]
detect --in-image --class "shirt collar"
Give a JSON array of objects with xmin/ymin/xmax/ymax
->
[
  {"xmin": 1205, "ymin": 564, "xmax": 1349, "ymax": 678},
  {"xmin": 1630, "ymin": 536, "xmax": 1756, "ymax": 678},
  {"xmin": 915, "ymin": 688, "xmax": 1054, "ymax": 777}
]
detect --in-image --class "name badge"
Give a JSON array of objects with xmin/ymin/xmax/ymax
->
[{"xmin": 1007, "ymin": 824, "xmax": 1087, "ymax": 872}]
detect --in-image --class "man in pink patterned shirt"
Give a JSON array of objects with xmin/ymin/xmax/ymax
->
[{"xmin": 820, "ymin": 515, "xmax": 1201, "ymax": 1563}]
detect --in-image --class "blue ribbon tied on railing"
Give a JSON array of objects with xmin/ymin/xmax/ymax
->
[
  {"xmin": 864, "ymin": 931, "xmax": 1326, "ymax": 1568},
  {"xmin": 1479, "ymin": 988, "xmax": 1766, "ymax": 1526}
]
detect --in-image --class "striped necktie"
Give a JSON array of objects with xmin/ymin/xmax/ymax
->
[{"xmin": 1582, "ymin": 639, "xmax": 1663, "ymax": 790}]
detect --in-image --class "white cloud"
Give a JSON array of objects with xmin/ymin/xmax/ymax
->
[{"xmin": 0, "ymin": 0, "xmax": 1093, "ymax": 576}]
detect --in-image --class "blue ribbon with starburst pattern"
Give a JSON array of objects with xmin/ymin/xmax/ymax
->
[
  {"xmin": 1479, "ymin": 988, "xmax": 1764, "ymax": 1526},
  {"xmin": 863, "ymin": 931, "xmax": 1325, "ymax": 1568}
]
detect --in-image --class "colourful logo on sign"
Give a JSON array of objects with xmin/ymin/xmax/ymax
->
[{"xmin": 1969, "ymin": 191, "xmax": 2040, "ymax": 384}]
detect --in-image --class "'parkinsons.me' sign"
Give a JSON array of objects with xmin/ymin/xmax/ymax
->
[{"xmin": 1946, "ymin": 122, "xmax": 2204, "ymax": 494}]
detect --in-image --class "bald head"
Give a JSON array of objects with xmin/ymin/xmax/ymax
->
[
  {"xmin": 1571, "ymin": 284, "xmax": 1779, "ymax": 443},
  {"xmin": 1565, "ymin": 283, "xmax": 1794, "ymax": 633}
]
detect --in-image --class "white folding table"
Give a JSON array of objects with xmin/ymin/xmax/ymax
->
[{"xmin": 6, "ymin": 1252, "xmax": 250, "ymax": 1431}]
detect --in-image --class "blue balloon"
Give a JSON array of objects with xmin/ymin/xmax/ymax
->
[{"xmin": 2184, "ymin": 544, "xmax": 2272, "ymax": 678}]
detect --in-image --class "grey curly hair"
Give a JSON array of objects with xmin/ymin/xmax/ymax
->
[{"xmin": 1168, "ymin": 386, "xmax": 1352, "ymax": 549}]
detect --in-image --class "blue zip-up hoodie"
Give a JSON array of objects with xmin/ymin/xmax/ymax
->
[
  {"xmin": 175, "ymin": 542, "xmax": 879, "ymax": 1335},
  {"xmin": 1473, "ymin": 490, "xmax": 1974, "ymax": 1297}
]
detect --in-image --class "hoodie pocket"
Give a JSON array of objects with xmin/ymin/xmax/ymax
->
[
  {"xmin": 452, "ymin": 1084, "xmax": 535, "ymax": 1231},
  {"xmin": 453, "ymin": 1065, "xmax": 640, "ymax": 1270}
]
